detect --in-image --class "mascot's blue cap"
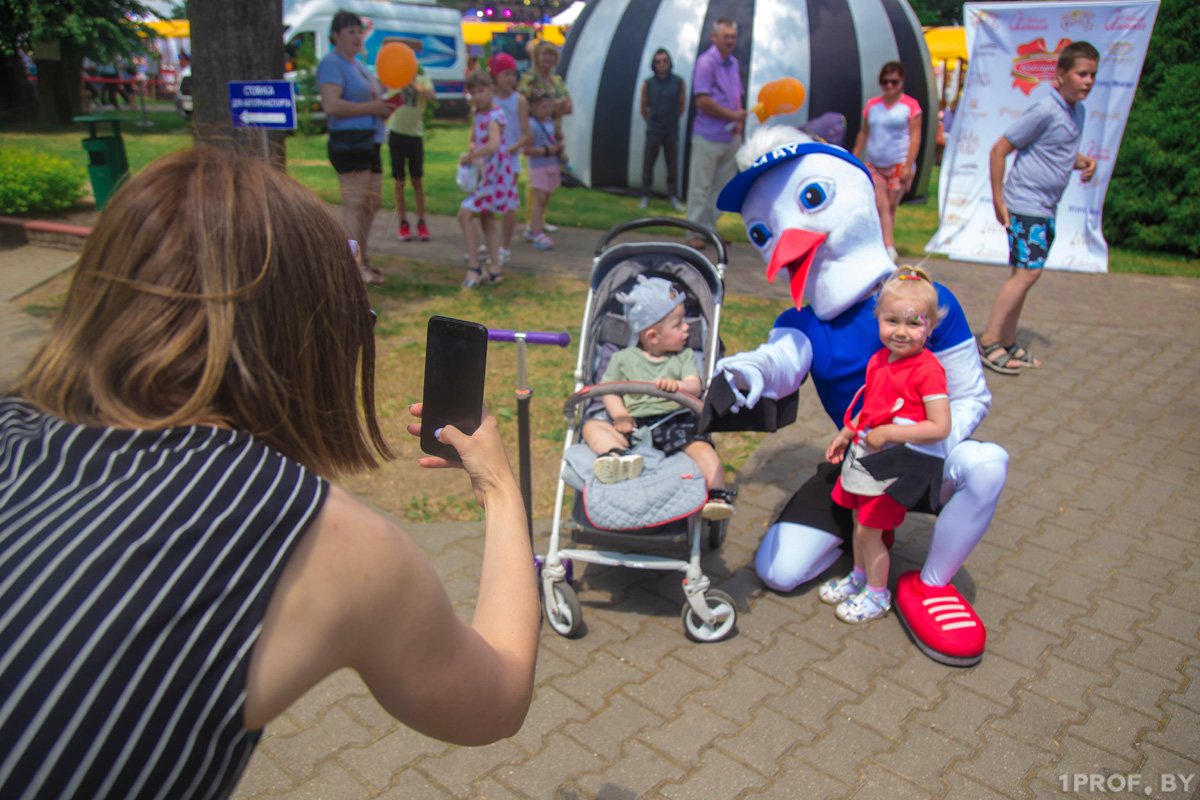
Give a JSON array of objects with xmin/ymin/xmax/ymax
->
[{"xmin": 717, "ymin": 142, "xmax": 872, "ymax": 213}]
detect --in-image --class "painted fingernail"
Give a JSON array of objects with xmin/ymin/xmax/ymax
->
[{"xmin": 434, "ymin": 427, "xmax": 445, "ymax": 439}]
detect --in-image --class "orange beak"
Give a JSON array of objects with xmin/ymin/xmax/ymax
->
[{"xmin": 765, "ymin": 228, "xmax": 828, "ymax": 309}]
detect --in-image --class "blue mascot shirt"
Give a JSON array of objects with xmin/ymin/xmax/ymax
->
[{"xmin": 775, "ymin": 282, "xmax": 973, "ymax": 427}]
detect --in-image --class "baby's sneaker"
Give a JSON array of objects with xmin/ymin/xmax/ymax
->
[
  {"xmin": 818, "ymin": 573, "xmax": 864, "ymax": 605},
  {"xmin": 702, "ymin": 488, "xmax": 736, "ymax": 520},
  {"xmin": 836, "ymin": 587, "xmax": 892, "ymax": 624},
  {"xmin": 618, "ymin": 452, "xmax": 643, "ymax": 481},
  {"xmin": 531, "ymin": 232, "xmax": 554, "ymax": 251},
  {"xmin": 594, "ymin": 449, "xmax": 641, "ymax": 484}
]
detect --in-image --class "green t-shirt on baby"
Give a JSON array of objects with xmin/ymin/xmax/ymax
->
[{"xmin": 601, "ymin": 346, "xmax": 699, "ymax": 418}]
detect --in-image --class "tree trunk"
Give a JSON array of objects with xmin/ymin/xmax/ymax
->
[
  {"xmin": 33, "ymin": 57, "xmax": 84, "ymax": 125},
  {"xmin": 0, "ymin": 54, "xmax": 38, "ymax": 122},
  {"xmin": 189, "ymin": 0, "xmax": 288, "ymax": 166}
]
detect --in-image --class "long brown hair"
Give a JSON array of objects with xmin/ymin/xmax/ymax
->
[{"xmin": 17, "ymin": 147, "xmax": 392, "ymax": 477}]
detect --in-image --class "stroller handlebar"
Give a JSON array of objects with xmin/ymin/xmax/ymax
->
[
  {"xmin": 562, "ymin": 381, "xmax": 703, "ymax": 423},
  {"xmin": 488, "ymin": 329, "xmax": 571, "ymax": 347},
  {"xmin": 593, "ymin": 217, "xmax": 728, "ymax": 264}
]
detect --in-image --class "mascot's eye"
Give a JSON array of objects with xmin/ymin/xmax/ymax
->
[
  {"xmin": 797, "ymin": 180, "xmax": 835, "ymax": 211},
  {"xmin": 748, "ymin": 223, "xmax": 773, "ymax": 248},
  {"xmin": 799, "ymin": 183, "xmax": 826, "ymax": 209}
]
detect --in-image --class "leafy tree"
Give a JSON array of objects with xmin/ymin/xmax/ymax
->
[
  {"xmin": 906, "ymin": 0, "xmax": 966, "ymax": 26},
  {"xmin": 1104, "ymin": 0, "xmax": 1199, "ymax": 256},
  {"xmin": 0, "ymin": 0, "xmax": 150, "ymax": 123},
  {"xmin": 906, "ymin": 0, "xmax": 1027, "ymax": 27}
]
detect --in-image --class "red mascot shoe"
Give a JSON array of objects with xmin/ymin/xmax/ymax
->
[{"xmin": 895, "ymin": 571, "xmax": 986, "ymax": 667}]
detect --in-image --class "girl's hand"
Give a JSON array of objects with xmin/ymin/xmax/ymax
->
[
  {"xmin": 458, "ymin": 152, "xmax": 471, "ymax": 166},
  {"xmin": 407, "ymin": 403, "xmax": 518, "ymax": 505},
  {"xmin": 826, "ymin": 433, "xmax": 851, "ymax": 464},
  {"xmin": 864, "ymin": 425, "xmax": 893, "ymax": 451},
  {"xmin": 654, "ymin": 377, "xmax": 679, "ymax": 393}
]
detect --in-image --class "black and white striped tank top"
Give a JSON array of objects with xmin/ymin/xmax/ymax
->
[{"xmin": 0, "ymin": 398, "xmax": 328, "ymax": 800}]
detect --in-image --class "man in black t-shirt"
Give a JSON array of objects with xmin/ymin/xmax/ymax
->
[{"xmin": 639, "ymin": 48, "xmax": 686, "ymax": 211}]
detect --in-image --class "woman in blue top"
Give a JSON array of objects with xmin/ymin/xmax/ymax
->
[{"xmin": 318, "ymin": 11, "xmax": 395, "ymax": 284}]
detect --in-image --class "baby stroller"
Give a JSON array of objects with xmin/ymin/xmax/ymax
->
[{"xmin": 540, "ymin": 218, "xmax": 737, "ymax": 643}]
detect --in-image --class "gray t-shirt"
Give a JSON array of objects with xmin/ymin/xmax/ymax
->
[{"xmin": 1002, "ymin": 90, "xmax": 1085, "ymax": 218}]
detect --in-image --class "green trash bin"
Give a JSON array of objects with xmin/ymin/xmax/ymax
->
[{"xmin": 73, "ymin": 116, "xmax": 130, "ymax": 210}]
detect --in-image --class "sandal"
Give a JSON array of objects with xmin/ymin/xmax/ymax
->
[
  {"xmin": 485, "ymin": 270, "xmax": 504, "ymax": 285},
  {"xmin": 979, "ymin": 341, "xmax": 1020, "ymax": 375},
  {"xmin": 462, "ymin": 266, "xmax": 483, "ymax": 289},
  {"xmin": 1004, "ymin": 343, "xmax": 1041, "ymax": 369}
]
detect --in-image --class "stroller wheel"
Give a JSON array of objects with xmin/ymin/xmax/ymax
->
[
  {"xmin": 543, "ymin": 581, "xmax": 584, "ymax": 638},
  {"xmin": 681, "ymin": 589, "xmax": 737, "ymax": 643},
  {"xmin": 706, "ymin": 518, "xmax": 727, "ymax": 550}
]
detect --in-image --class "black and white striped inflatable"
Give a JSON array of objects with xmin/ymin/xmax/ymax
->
[{"xmin": 558, "ymin": 0, "xmax": 936, "ymax": 199}]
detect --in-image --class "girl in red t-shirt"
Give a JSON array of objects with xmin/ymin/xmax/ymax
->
[{"xmin": 820, "ymin": 266, "xmax": 951, "ymax": 623}]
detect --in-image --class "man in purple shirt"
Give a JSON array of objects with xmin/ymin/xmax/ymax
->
[{"xmin": 686, "ymin": 18, "xmax": 746, "ymax": 249}]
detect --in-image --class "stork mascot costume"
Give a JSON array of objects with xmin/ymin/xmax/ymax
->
[{"xmin": 712, "ymin": 126, "xmax": 1009, "ymax": 666}]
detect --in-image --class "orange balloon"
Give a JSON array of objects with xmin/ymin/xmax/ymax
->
[
  {"xmin": 376, "ymin": 42, "xmax": 418, "ymax": 89},
  {"xmin": 752, "ymin": 78, "xmax": 807, "ymax": 122}
]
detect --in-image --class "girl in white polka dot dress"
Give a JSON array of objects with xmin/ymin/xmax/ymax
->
[{"xmin": 458, "ymin": 71, "xmax": 519, "ymax": 288}]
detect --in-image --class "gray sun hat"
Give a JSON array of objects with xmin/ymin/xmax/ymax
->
[{"xmin": 616, "ymin": 275, "xmax": 685, "ymax": 334}]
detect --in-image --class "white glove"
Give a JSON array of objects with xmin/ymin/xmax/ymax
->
[{"xmin": 716, "ymin": 357, "xmax": 765, "ymax": 411}]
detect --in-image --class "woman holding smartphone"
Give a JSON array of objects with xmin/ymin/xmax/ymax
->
[{"xmin": 0, "ymin": 148, "xmax": 539, "ymax": 800}]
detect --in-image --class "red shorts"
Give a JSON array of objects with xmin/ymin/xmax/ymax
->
[
  {"xmin": 832, "ymin": 476, "xmax": 907, "ymax": 529},
  {"xmin": 866, "ymin": 162, "xmax": 912, "ymax": 193}
]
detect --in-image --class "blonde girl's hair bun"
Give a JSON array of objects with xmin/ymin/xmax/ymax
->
[{"xmin": 877, "ymin": 264, "xmax": 948, "ymax": 329}]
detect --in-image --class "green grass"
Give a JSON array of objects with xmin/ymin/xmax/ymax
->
[{"xmin": 2, "ymin": 115, "xmax": 1194, "ymax": 277}]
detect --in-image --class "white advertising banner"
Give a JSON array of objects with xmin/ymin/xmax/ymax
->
[{"xmin": 926, "ymin": 1, "xmax": 1159, "ymax": 272}]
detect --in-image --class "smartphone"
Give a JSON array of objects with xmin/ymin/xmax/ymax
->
[{"xmin": 420, "ymin": 316, "xmax": 488, "ymax": 462}]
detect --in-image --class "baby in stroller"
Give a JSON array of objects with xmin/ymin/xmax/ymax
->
[{"xmin": 581, "ymin": 275, "xmax": 735, "ymax": 520}]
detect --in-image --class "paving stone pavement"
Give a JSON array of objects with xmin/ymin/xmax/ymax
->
[{"xmin": 2, "ymin": 211, "xmax": 1197, "ymax": 799}]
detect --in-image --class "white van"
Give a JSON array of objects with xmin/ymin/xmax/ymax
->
[
  {"xmin": 176, "ymin": 0, "xmax": 468, "ymax": 120},
  {"xmin": 284, "ymin": 0, "xmax": 468, "ymax": 117}
]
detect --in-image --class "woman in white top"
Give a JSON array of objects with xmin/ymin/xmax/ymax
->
[{"xmin": 852, "ymin": 61, "xmax": 922, "ymax": 262}]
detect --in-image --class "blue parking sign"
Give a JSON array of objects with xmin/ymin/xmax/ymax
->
[{"xmin": 228, "ymin": 81, "xmax": 296, "ymax": 130}]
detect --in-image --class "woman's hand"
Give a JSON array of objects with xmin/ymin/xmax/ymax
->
[
  {"xmin": 366, "ymin": 99, "xmax": 396, "ymax": 118},
  {"xmin": 407, "ymin": 404, "xmax": 518, "ymax": 505},
  {"xmin": 458, "ymin": 152, "xmax": 471, "ymax": 166}
]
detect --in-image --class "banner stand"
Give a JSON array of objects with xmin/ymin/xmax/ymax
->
[{"xmin": 925, "ymin": 1, "xmax": 1159, "ymax": 273}]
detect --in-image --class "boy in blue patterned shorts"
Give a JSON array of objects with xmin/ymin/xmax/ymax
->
[{"xmin": 979, "ymin": 41, "xmax": 1099, "ymax": 374}]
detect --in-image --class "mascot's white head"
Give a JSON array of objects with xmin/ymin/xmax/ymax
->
[{"xmin": 717, "ymin": 125, "xmax": 896, "ymax": 320}]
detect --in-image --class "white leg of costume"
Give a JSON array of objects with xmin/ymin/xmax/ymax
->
[
  {"xmin": 920, "ymin": 439, "xmax": 1009, "ymax": 587},
  {"xmin": 753, "ymin": 441, "xmax": 1008, "ymax": 593},
  {"xmin": 754, "ymin": 523, "xmax": 843, "ymax": 592}
]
